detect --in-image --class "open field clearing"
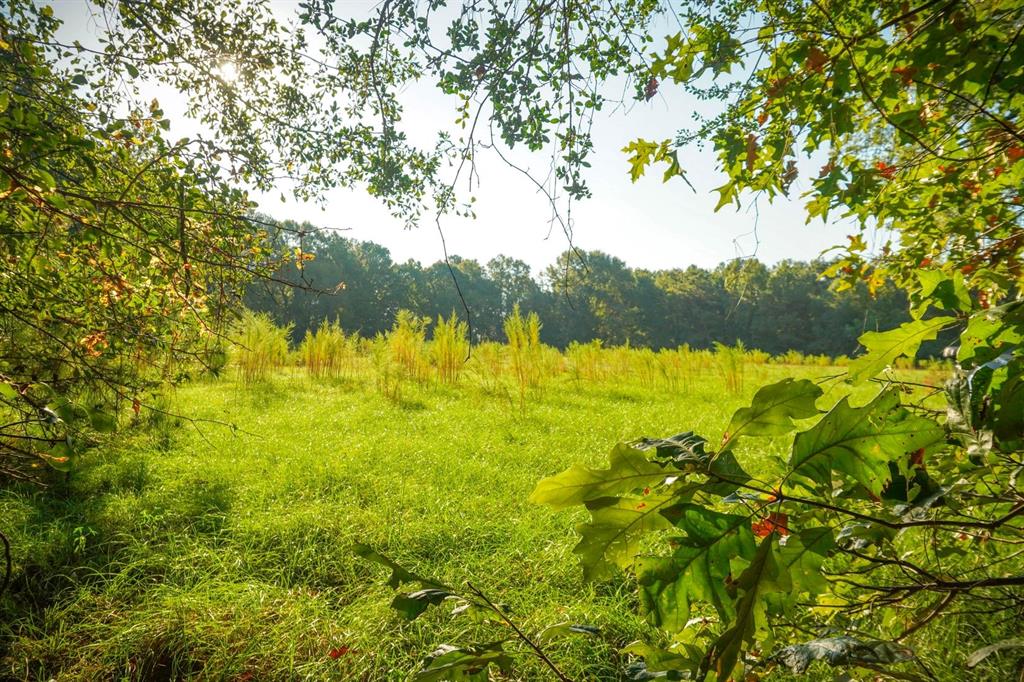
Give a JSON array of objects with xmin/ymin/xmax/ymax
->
[
  {"xmin": 0, "ymin": 360, "xmax": 941, "ymax": 681},
  {"xmin": 5, "ymin": 2, "xmax": 1023, "ymax": 679}
]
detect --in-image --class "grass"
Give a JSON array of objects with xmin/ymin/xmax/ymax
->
[{"xmin": 0, "ymin": 361, "xmax": 960, "ymax": 681}]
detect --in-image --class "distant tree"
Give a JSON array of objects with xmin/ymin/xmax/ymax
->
[{"xmin": 486, "ymin": 256, "xmax": 540, "ymax": 321}]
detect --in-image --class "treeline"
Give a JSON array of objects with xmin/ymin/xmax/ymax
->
[{"xmin": 245, "ymin": 223, "xmax": 911, "ymax": 356}]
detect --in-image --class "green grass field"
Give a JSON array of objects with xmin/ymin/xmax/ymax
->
[{"xmin": 0, "ymin": 363, "xmax": 953, "ymax": 680}]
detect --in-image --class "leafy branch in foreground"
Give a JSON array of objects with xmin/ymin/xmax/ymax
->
[
  {"xmin": 531, "ymin": 293, "xmax": 1024, "ymax": 681},
  {"xmin": 354, "ymin": 544, "xmax": 598, "ymax": 681}
]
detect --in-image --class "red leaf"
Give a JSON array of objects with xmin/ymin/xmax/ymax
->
[
  {"xmin": 875, "ymin": 160, "xmax": 897, "ymax": 179},
  {"xmin": 644, "ymin": 77, "xmax": 659, "ymax": 101},
  {"xmin": 752, "ymin": 512, "xmax": 789, "ymax": 538},
  {"xmin": 805, "ymin": 46, "xmax": 828, "ymax": 73},
  {"xmin": 891, "ymin": 65, "xmax": 916, "ymax": 85},
  {"xmin": 328, "ymin": 646, "xmax": 352, "ymax": 659}
]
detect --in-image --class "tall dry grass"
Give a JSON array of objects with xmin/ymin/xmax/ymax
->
[
  {"xmin": 431, "ymin": 313, "xmax": 469, "ymax": 384},
  {"xmin": 230, "ymin": 311, "xmax": 291, "ymax": 384},
  {"xmin": 299, "ymin": 319, "xmax": 352, "ymax": 379},
  {"xmin": 714, "ymin": 341, "xmax": 746, "ymax": 394},
  {"xmin": 504, "ymin": 305, "xmax": 543, "ymax": 410}
]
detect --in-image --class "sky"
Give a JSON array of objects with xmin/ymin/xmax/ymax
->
[{"xmin": 52, "ymin": 0, "xmax": 855, "ymax": 275}]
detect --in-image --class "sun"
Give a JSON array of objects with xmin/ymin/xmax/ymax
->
[{"xmin": 216, "ymin": 60, "xmax": 239, "ymax": 83}]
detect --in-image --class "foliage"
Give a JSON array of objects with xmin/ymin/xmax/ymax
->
[
  {"xmin": 3, "ymin": 352, "xmax": 826, "ymax": 680},
  {"xmin": 294, "ymin": 1, "xmax": 1024, "ymax": 675},
  {"xmin": 8, "ymin": 0, "xmax": 1024, "ymax": 679},
  {"xmin": 523, "ymin": 2, "xmax": 1024, "ymax": 679},
  {"xmin": 249, "ymin": 231, "xmax": 913, "ymax": 358},
  {"xmin": 0, "ymin": 4, "xmax": 286, "ymax": 484}
]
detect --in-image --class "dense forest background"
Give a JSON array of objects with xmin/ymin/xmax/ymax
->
[{"xmin": 245, "ymin": 220, "xmax": 913, "ymax": 356}]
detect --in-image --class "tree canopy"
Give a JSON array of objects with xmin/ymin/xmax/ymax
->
[{"xmin": 247, "ymin": 224, "xmax": 910, "ymax": 356}]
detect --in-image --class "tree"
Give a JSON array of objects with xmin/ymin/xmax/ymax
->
[
  {"xmin": 486, "ymin": 255, "xmax": 540, "ymax": 321},
  {"xmin": 0, "ymin": 5, "xmax": 290, "ymax": 483}
]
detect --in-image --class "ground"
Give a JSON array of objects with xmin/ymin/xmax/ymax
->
[{"xmin": 0, "ymin": 363, "xmax": 943, "ymax": 680}]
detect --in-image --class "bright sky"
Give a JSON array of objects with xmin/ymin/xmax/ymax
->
[{"xmin": 53, "ymin": 0, "xmax": 854, "ymax": 274}]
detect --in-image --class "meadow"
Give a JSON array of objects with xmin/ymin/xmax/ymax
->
[{"xmin": 0, "ymin": 316, "xmax": 947, "ymax": 681}]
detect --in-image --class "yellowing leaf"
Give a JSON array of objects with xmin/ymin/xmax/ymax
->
[{"xmin": 530, "ymin": 443, "xmax": 667, "ymax": 509}]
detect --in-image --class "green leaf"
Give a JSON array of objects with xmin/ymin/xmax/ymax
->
[
  {"xmin": 574, "ymin": 492, "xmax": 677, "ymax": 581},
  {"xmin": 0, "ymin": 382, "xmax": 17, "ymax": 400},
  {"xmin": 957, "ymin": 302, "xmax": 1024, "ymax": 365},
  {"xmin": 710, "ymin": 536, "xmax": 785, "ymax": 682},
  {"xmin": 789, "ymin": 390, "xmax": 945, "ymax": 495},
  {"xmin": 848, "ymin": 317, "xmax": 955, "ymax": 384},
  {"xmin": 623, "ymin": 139, "xmax": 661, "ymax": 182},
  {"xmin": 415, "ymin": 642, "xmax": 514, "ymax": 681},
  {"xmin": 914, "ymin": 270, "xmax": 971, "ymax": 316},
  {"xmin": 713, "ymin": 181, "xmax": 737, "ymax": 211},
  {"xmin": 391, "ymin": 588, "xmax": 455, "ymax": 620},
  {"xmin": 535, "ymin": 623, "xmax": 601, "ymax": 643},
  {"xmin": 776, "ymin": 527, "xmax": 833, "ymax": 598},
  {"xmin": 530, "ymin": 443, "xmax": 667, "ymax": 510},
  {"xmin": 353, "ymin": 543, "xmax": 450, "ymax": 590},
  {"xmin": 638, "ymin": 432, "xmax": 750, "ymax": 494},
  {"xmin": 621, "ymin": 641, "xmax": 700, "ymax": 678},
  {"xmin": 636, "ymin": 505, "xmax": 756, "ymax": 630},
  {"xmin": 724, "ymin": 378, "xmax": 822, "ymax": 445}
]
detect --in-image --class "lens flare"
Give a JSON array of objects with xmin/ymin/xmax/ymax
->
[{"xmin": 217, "ymin": 60, "xmax": 238, "ymax": 83}]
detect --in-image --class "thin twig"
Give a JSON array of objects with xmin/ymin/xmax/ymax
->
[{"xmin": 466, "ymin": 582, "xmax": 574, "ymax": 682}]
